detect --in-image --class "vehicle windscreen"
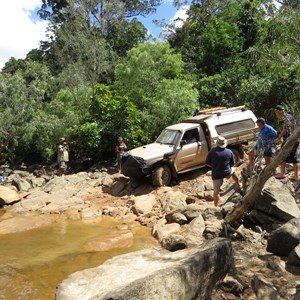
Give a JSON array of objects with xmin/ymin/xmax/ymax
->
[{"xmin": 156, "ymin": 129, "xmax": 180, "ymax": 145}]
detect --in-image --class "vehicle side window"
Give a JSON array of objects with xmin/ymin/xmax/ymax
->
[
  {"xmin": 183, "ymin": 129, "xmax": 199, "ymax": 144},
  {"xmin": 215, "ymin": 119, "xmax": 255, "ymax": 135}
]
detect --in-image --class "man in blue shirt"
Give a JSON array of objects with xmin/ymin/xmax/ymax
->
[
  {"xmin": 206, "ymin": 136, "xmax": 242, "ymax": 206},
  {"xmin": 248, "ymin": 117, "xmax": 278, "ymax": 172}
]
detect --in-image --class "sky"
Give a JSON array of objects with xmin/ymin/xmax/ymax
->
[{"xmin": 0, "ymin": 0, "xmax": 189, "ymax": 71}]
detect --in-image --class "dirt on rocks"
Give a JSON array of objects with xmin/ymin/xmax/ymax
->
[{"xmin": 77, "ymin": 161, "xmax": 300, "ymax": 300}]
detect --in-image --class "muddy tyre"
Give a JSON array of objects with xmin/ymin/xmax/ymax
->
[
  {"xmin": 231, "ymin": 148, "xmax": 241, "ymax": 165},
  {"xmin": 152, "ymin": 165, "xmax": 172, "ymax": 187}
]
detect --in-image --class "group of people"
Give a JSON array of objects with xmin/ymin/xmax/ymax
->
[{"xmin": 206, "ymin": 104, "xmax": 299, "ymax": 207}]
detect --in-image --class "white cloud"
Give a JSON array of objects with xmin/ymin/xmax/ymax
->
[
  {"xmin": 160, "ymin": 5, "xmax": 188, "ymax": 38},
  {"xmin": 170, "ymin": 5, "xmax": 188, "ymax": 27},
  {"xmin": 0, "ymin": 0, "xmax": 48, "ymax": 70}
]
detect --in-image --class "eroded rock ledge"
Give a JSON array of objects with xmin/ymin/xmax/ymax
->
[{"xmin": 56, "ymin": 238, "xmax": 232, "ymax": 300}]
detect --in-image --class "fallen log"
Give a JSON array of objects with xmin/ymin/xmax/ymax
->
[{"xmin": 224, "ymin": 126, "xmax": 300, "ymax": 228}]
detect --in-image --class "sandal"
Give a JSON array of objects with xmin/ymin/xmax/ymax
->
[{"xmin": 274, "ymin": 174, "xmax": 286, "ymax": 179}]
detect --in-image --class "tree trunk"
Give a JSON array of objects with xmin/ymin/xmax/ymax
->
[{"xmin": 224, "ymin": 126, "xmax": 300, "ymax": 228}]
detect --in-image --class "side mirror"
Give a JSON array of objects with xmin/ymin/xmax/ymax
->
[{"xmin": 180, "ymin": 140, "xmax": 187, "ymax": 147}]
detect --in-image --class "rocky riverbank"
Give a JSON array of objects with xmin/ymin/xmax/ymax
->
[{"xmin": 1, "ymin": 161, "xmax": 300, "ymax": 299}]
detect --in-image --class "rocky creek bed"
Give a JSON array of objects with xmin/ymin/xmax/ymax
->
[{"xmin": 0, "ymin": 161, "xmax": 300, "ymax": 299}]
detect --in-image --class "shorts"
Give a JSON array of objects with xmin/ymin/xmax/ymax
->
[
  {"xmin": 284, "ymin": 142, "xmax": 299, "ymax": 164},
  {"xmin": 263, "ymin": 148, "xmax": 274, "ymax": 158},
  {"xmin": 59, "ymin": 161, "xmax": 68, "ymax": 170},
  {"xmin": 253, "ymin": 145, "xmax": 274, "ymax": 158},
  {"xmin": 213, "ymin": 168, "xmax": 235, "ymax": 192}
]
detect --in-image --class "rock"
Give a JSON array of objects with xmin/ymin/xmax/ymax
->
[
  {"xmin": 203, "ymin": 219, "xmax": 223, "ymax": 239},
  {"xmin": 30, "ymin": 177, "xmax": 46, "ymax": 188},
  {"xmin": 220, "ymin": 275, "xmax": 244, "ymax": 296},
  {"xmin": 11, "ymin": 178, "xmax": 32, "ymax": 192},
  {"xmin": 287, "ymin": 244, "xmax": 300, "ymax": 268},
  {"xmin": 161, "ymin": 190, "xmax": 187, "ymax": 214},
  {"xmin": 0, "ymin": 214, "xmax": 58, "ymax": 234},
  {"xmin": 56, "ymin": 238, "xmax": 232, "ymax": 300},
  {"xmin": 254, "ymin": 177, "xmax": 300, "ymax": 222},
  {"xmin": 267, "ymin": 218, "xmax": 300, "ymax": 256},
  {"xmin": 160, "ymin": 234, "xmax": 187, "ymax": 252},
  {"xmin": 0, "ymin": 186, "xmax": 21, "ymax": 205},
  {"xmin": 80, "ymin": 207, "xmax": 102, "ymax": 221},
  {"xmin": 182, "ymin": 203, "xmax": 203, "ymax": 221},
  {"xmin": 82, "ymin": 231, "xmax": 134, "ymax": 252},
  {"xmin": 132, "ymin": 194, "xmax": 156, "ymax": 215},
  {"xmin": 152, "ymin": 222, "xmax": 180, "ymax": 241},
  {"xmin": 185, "ymin": 215, "xmax": 206, "ymax": 245},
  {"xmin": 201, "ymin": 206, "xmax": 223, "ymax": 221},
  {"xmin": 251, "ymin": 274, "xmax": 282, "ymax": 300},
  {"xmin": 165, "ymin": 211, "xmax": 188, "ymax": 225}
]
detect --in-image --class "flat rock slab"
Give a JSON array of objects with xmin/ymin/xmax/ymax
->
[
  {"xmin": 0, "ymin": 186, "xmax": 21, "ymax": 204},
  {"xmin": 56, "ymin": 238, "xmax": 232, "ymax": 300}
]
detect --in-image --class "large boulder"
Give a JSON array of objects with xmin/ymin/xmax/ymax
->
[
  {"xmin": 251, "ymin": 177, "xmax": 300, "ymax": 224},
  {"xmin": 56, "ymin": 238, "xmax": 232, "ymax": 300},
  {"xmin": 267, "ymin": 218, "xmax": 300, "ymax": 256}
]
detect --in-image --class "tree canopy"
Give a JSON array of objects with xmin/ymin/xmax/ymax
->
[{"xmin": 0, "ymin": 0, "xmax": 299, "ymax": 164}]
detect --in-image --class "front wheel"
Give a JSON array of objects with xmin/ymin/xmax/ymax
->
[{"xmin": 151, "ymin": 165, "xmax": 172, "ymax": 187}]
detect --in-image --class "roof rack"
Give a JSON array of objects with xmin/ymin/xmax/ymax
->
[{"xmin": 196, "ymin": 105, "xmax": 246, "ymax": 116}]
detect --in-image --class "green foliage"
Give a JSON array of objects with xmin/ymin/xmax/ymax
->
[
  {"xmin": 1, "ymin": 0, "xmax": 300, "ymax": 166},
  {"xmin": 201, "ymin": 18, "xmax": 244, "ymax": 74},
  {"xmin": 115, "ymin": 42, "xmax": 198, "ymax": 141},
  {"xmin": 76, "ymin": 84, "xmax": 144, "ymax": 158}
]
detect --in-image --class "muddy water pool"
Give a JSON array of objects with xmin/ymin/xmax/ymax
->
[{"xmin": 0, "ymin": 214, "xmax": 157, "ymax": 299}]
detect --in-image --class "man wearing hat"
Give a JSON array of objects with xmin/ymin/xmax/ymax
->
[
  {"xmin": 205, "ymin": 136, "xmax": 242, "ymax": 206},
  {"xmin": 248, "ymin": 117, "xmax": 278, "ymax": 171},
  {"xmin": 57, "ymin": 137, "xmax": 69, "ymax": 176},
  {"xmin": 274, "ymin": 105, "xmax": 299, "ymax": 180}
]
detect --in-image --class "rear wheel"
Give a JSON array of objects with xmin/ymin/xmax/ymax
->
[
  {"xmin": 231, "ymin": 148, "xmax": 241, "ymax": 166},
  {"xmin": 152, "ymin": 165, "xmax": 172, "ymax": 187}
]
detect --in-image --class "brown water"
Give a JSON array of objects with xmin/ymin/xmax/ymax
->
[{"xmin": 0, "ymin": 215, "xmax": 157, "ymax": 300}]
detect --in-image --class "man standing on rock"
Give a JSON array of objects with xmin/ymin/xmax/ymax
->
[
  {"xmin": 274, "ymin": 105, "xmax": 299, "ymax": 180},
  {"xmin": 205, "ymin": 136, "xmax": 242, "ymax": 206},
  {"xmin": 57, "ymin": 137, "xmax": 69, "ymax": 176},
  {"xmin": 248, "ymin": 117, "xmax": 278, "ymax": 172}
]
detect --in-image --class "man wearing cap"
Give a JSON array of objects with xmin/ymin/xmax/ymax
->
[
  {"xmin": 248, "ymin": 117, "xmax": 278, "ymax": 171},
  {"xmin": 205, "ymin": 136, "xmax": 242, "ymax": 206},
  {"xmin": 274, "ymin": 105, "xmax": 299, "ymax": 180},
  {"xmin": 57, "ymin": 137, "xmax": 69, "ymax": 176}
]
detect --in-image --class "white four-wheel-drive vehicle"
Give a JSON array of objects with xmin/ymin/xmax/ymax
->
[{"xmin": 121, "ymin": 106, "xmax": 259, "ymax": 186}]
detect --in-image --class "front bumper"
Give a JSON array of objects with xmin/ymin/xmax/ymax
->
[{"xmin": 121, "ymin": 155, "xmax": 149, "ymax": 179}]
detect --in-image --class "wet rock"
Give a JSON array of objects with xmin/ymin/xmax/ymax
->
[
  {"xmin": 82, "ymin": 231, "xmax": 134, "ymax": 252},
  {"xmin": 0, "ymin": 214, "xmax": 58, "ymax": 234},
  {"xmin": 80, "ymin": 207, "xmax": 102, "ymax": 221}
]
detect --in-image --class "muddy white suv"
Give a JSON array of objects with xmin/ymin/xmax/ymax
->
[{"xmin": 121, "ymin": 106, "xmax": 258, "ymax": 186}]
